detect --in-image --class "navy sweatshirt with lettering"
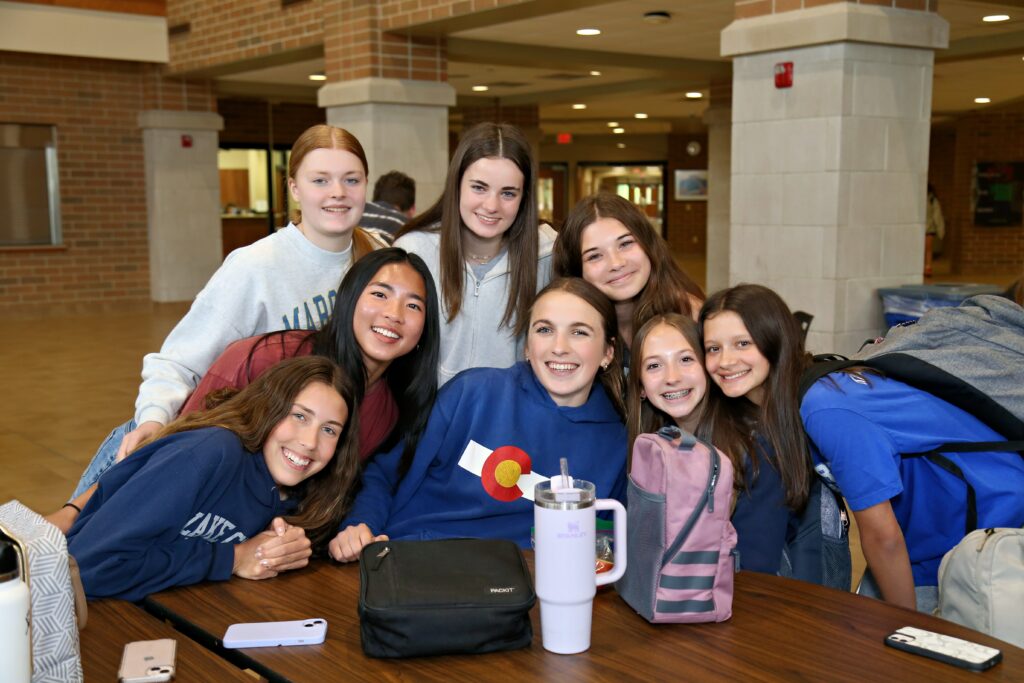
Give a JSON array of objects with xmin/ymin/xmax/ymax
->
[{"xmin": 67, "ymin": 427, "xmax": 296, "ymax": 601}]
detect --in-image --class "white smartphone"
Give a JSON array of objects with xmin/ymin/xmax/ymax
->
[
  {"xmin": 118, "ymin": 638, "xmax": 176, "ymax": 683},
  {"xmin": 884, "ymin": 626, "xmax": 1002, "ymax": 671},
  {"xmin": 222, "ymin": 618, "xmax": 328, "ymax": 649}
]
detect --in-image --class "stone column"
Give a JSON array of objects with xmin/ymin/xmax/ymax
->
[
  {"xmin": 703, "ymin": 103, "xmax": 732, "ymax": 295},
  {"xmin": 138, "ymin": 110, "xmax": 224, "ymax": 302},
  {"xmin": 722, "ymin": 2, "xmax": 947, "ymax": 353},
  {"xmin": 319, "ymin": 79, "xmax": 455, "ymax": 209}
]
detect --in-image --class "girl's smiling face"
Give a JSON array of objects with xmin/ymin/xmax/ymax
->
[
  {"xmin": 639, "ymin": 323, "xmax": 708, "ymax": 431},
  {"xmin": 351, "ymin": 262, "xmax": 428, "ymax": 381},
  {"xmin": 458, "ymin": 157, "xmax": 524, "ymax": 246},
  {"xmin": 703, "ymin": 311, "xmax": 771, "ymax": 406},
  {"xmin": 288, "ymin": 148, "xmax": 367, "ymax": 252},
  {"xmin": 526, "ymin": 290, "xmax": 613, "ymax": 407},
  {"xmin": 579, "ymin": 217, "xmax": 653, "ymax": 303},
  {"xmin": 262, "ymin": 382, "xmax": 347, "ymax": 488}
]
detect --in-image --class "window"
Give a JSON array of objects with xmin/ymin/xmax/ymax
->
[{"xmin": 0, "ymin": 124, "xmax": 61, "ymax": 246}]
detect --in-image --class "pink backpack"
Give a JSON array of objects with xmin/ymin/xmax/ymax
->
[{"xmin": 617, "ymin": 426, "xmax": 737, "ymax": 623}]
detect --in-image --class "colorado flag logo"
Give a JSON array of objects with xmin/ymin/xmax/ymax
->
[{"xmin": 458, "ymin": 440, "xmax": 549, "ymax": 502}]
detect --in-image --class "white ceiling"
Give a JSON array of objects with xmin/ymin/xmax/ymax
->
[{"xmin": 216, "ymin": 0, "xmax": 1024, "ymax": 132}]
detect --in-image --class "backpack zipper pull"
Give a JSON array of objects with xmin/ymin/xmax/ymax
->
[
  {"xmin": 706, "ymin": 461, "xmax": 720, "ymax": 513},
  {"xmin": 372, "ymin": 545, "xmax": 391, "ymax": 570},
  {"xmin": 976, "ymin": 528, "xmax": 996, "ymax": 552}
]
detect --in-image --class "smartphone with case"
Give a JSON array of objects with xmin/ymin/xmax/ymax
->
[
  {"xmin": 223, "ymin": 618, "xmax": 327, "ymax": 648},
  {"xmin": 118, "ymin": 639, "xmax": 176, "ymax": 682},
  {"xmin": 884, "ymin": 626, "xmax": 1002, "ymax": 671}
]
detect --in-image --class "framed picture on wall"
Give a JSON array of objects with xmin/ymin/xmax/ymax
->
[
  {"xmin": 972, "ymin": 162, "xmax": 1024, "ymax": 227},
  {"xmin": 674, "ymin": 169, "xmax": 708, "ymax": 201}
]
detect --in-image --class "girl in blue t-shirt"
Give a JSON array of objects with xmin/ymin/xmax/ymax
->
[
  {"xmin": 697, "ymin": 285, "xmax": 813, "ymax": 574},
  {"xmin": 65, "ymin": 356, "xmax": 361, "ymax": 601}
]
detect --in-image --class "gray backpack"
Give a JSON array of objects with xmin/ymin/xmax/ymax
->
[{"xmin": 938, "ymin": 527, "xmax": 1024, "ymax": 648}]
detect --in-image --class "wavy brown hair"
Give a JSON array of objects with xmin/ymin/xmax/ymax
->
[
  {"xmin": 139, "ymin": 356, "xmax": 361, "ymax": 548},
  {"xmin": 626, "ymin": 313, "xmax": 711, "ymax": 452},
  {"xmin": 698, "ymin": 284, "xmax": 811, "ymax": 510},
  {"xmin": 553, "ymin": 192, "xmax": 704, "ymax": 337},
  {"xmin": 518, "ymin": 277, "xmax": 626, "ymax": 418},
  {"xmin": 397, "ymin": 122, "xmax": 539, "ymax": 328}
]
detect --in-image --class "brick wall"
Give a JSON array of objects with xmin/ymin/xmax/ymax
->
[
  {"xmin": 942, "ymin": 106, "xmax": 1024, "ymax": 272},
  {"xmin": 734, "ymin": 0, "xmax": 937, "ymax": 20},
  {"xmin": 0, "ymin": 51, "xmax": 214, "ymax": 312},
  {"xmin": 666, "ymin": 132, "xmax": 709, "ymax": 256}
]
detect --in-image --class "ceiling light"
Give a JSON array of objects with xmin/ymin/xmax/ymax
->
[
  {"xmin": 613, "ymin": 127, "xmax": 625, "ymax": 134},
  {"xmin": 308, "ymin": 72, "xmax": 327, "ymax": 81},
  {"xmin": 634, "ymin": 113, "xmax": 648, "ymax": 119},
  {"xmin": 607, "ymin": 121, "xmax": 619, "ymax": 127},
  {"xmin": 685, "ymin": 91, "xmax": 703, "ymax": 99},
  {"xmin": 576, "ymin": 28, "xmax": 601, "ymax": 36},
  {"xmin": 974, "ymin": 97, "xmax": 991, "ymax": 104},
  {"xmin": 982, "ymin": 14, "xmax": 1009, "ymax": 22},
  {"xmin": 572, "ymin": 103, "xmax": 587, "ymax": 110},
  {"xmin": 471, "ymin": 85, "xmax": 489, "ymax": 92},
  {"xmin": 643, "ymin": 11, "xmax": 672, "ymax": 25},
  {"xmin": 616, "ymin": 143, "xmax": 626, "ymax": 149},
  {"xmin": 590, "ymin": 70, "xmax": 602, "ymax": 76}
]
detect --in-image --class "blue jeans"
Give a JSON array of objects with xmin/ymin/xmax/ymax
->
[{"xmin": 72, "ymin": 418, "xmax": 137, "ymax": 498}]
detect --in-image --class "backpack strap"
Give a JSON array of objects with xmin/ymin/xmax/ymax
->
[
  {"xmin": 901, "ymin": 440, "xmax": 1024, "ymax": 536},
  {"xmin": 798, "ymin": 355, "xmax": 856, "ymax": 401}
]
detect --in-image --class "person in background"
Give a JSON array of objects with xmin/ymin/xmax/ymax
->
[
  {"xmin": 925, "ymin": 183, "xmax": 945, "ymax": 277},
  {"xmin": 360, "ymin": 170, "xmax": 417, "ymax": 238},
  {"xmin": 395, "ymin": 122, "xmax": 557, "ymax": 387},
  {"xmin": 329, "ymin": 278, "xmax": 626, "ymax": 560}
]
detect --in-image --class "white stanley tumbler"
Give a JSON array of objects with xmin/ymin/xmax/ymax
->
[{"xmin": 534, "ymin": 478, "xmax": 626, "ymax": 654}]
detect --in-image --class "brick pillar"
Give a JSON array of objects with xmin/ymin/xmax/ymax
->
[
  {"xmin": 319, "ymin": 1, "xmax": 455, "ymax": 208},
  {"xmin": 704, "ymin": 81, "xmax": 732, "ymax": 294},
  {"xmin": 722, "ymin": 1, "xmax": 947, "ymax": 353}
]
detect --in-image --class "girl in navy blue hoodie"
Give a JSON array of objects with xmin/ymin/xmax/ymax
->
[
  {"xmin": 329, "ymin": 277, "xmax": 627, "ymax": 561},
  {"xmin": 66, "ymin": 356, "xmax": 360, "ymax": 601}
]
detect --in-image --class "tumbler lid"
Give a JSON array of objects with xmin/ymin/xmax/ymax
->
[{"xmin": 534, "ymin": 479, "xmax": 596, "ymax": 509}]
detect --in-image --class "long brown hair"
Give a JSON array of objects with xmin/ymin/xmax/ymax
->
[
  {"xmin": 288, "ymin": 124, "xmax": 376, "ymax": 260},
  {"xmin": 519, "ymin": 277, "xmax": 626, "ymax": 418},
  {"xmin": 140, "ymin": 356, "xmax": 361, "ymax": 548},
  {"xmin": 553, "ymin": 192, "xmax": 704, "ymax": 335},
  {"xmin": 397, "ymin": 122, "xmax": 539, "ymax": 328},
  {"xmin": 626, "ymin": 313, "xmax": 710, "ymax": 452},
  {"xmin": 698, "ymin": 284, "xmax": 811, "ymax": 510}
]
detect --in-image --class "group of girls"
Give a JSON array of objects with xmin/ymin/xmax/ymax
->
[{"xmin": 55, "ymin": 119, "xmax": 1024, "ymax": 617}]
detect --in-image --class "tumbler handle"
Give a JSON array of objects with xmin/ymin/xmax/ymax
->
[{"xmin": 594, "ymin": 499, "xmax": 627, "ymax": 586}]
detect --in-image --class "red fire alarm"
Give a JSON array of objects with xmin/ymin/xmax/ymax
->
[
  {"xmin": 774, "ymin": 62, "xmax": 793, "ymax": 89},
  {"xmin": 556, "ymin": 132, "xmax": 573, "ymax": 145},
  {"xmin": 181, "ymin": 134, "xmax": 193, "ymax": 148}
]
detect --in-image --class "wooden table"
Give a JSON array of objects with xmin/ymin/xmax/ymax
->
[
  {"xmin": 143, "ymin": 559, "xmax": 1024, "ymax": 683},
  {"xmin": 81, "ymin": 599, "xmax": 253, "ymax": 681}
]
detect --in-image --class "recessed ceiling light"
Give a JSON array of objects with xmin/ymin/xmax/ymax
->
[
  {"xmin": 308, "ymin": 72, "xmax": 327, "ymax": 81},
  {"xmin": 643, "ymin": 11, "xmax": 672, "ymax": 25},
  {"xmin": 634, "ymin": 113, "xmax": 648, "ymax": 119},
  {"xmin": 607, "ymin": 121, "xmax": 619, "ymax": 127},
  {"xmin": 590, "ymin": 70, "xmax": 602, "ymax": 76},
  {"xmin": 471, "ymin": 85, "xmax": 489, "ymax": 92},
  {"xmin": 974, "ymin": 97, "xmax": 991, "ymax": 104},
  {"xmin": 982, "ymin": 14, "xmax": 1010, "ymax": 22},
  {"xmin": 685, "ymin": 91, "xmax": 703, "ymax": 99},
  {"xmin": 572, "ymin": 103, "xmax": 587, "ymax": 110},
  {"xmin": 613, "ymin": 127, "xmax": 625, "ymax": 134},
  {"xmin": 576, "ymin": 28, "xmax": 601, "ymax": 36},
  {"xmin": 616, "ymin": 143, "xmax": 626, "ymax": 149}
]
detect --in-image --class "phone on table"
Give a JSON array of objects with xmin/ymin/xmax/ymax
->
[
  {"xmin": 223, "ymin": 618, "xmax": 328, "ymax": 648},
  {"xmin": 884, "ymin": 626, "xmax": 1002, "ymax": 671},
  {"xmin": 118, "ymin": 638, "xmax": 176, "ymax": 682}
]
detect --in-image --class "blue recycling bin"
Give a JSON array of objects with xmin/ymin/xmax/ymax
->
[{"xmin": 877, "ymin": 283, "xmax": 1004, "ymax": 328}]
